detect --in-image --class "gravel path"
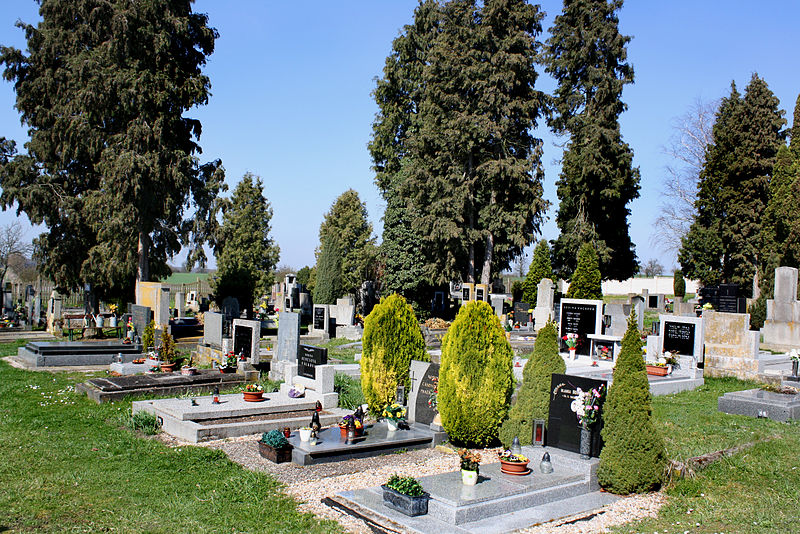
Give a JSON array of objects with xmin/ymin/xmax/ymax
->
[{"xmin": 160, "ymin": 433, "xmax": 666, "ymax": 533}]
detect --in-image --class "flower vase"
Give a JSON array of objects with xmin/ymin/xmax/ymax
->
[
  {"xmin": 387, "ymin": 420, "xmax": 398, "ymax": 432},
  {"xmin": 569, "ymin": 348, "xmax": 577, "ymax": 360},
  {"xmin": 792, "ymin": 360, "xmax": 799, "ymax": 378},
  {"xmin": 461, "ymin": 469, "xmax": 478, "ymax": 486},
  {"xmin": 579, "ymin": 423, "xmax": 591, "ymax": 460}
]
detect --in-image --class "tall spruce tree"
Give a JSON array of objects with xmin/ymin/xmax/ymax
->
[
  {"xmin": 212, "ymin": 174, "xmax": 280, "ymax": 317},
  {"xmin": 314, "ymin": 234, "xmax": 343, "ymax": 305},
  {"xmin": 545, "ymin": 0, "xmax": 640, "ymax": 281},
  {"xmin": 679, "ymin": 75, "xmax": 786, "ymax": 294},
  {"xmin": 522, "ymin": 239, "xmax": 553, "ymax": 304},
  {"xmin": 371, "ymin": 0, "xmax": 549, "ymax": 288},
  {"xmin": 566, "ymin": 242, "xmax": 603, "ymax": 299},
  {"xmin": 0, "ymin": 0, "xmax": 223, "ymax": 300}
]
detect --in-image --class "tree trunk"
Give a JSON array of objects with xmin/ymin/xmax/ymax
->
[
  {"xmin": 466, "ymin": 155, "xmax": 475, "ymax": 284},
  {"xmin": 137, "ymin": 230, "xmax": 150, "ymax": 282},
  {"xmin": 480, "ymin": 192, "xmax": 496, "ymax": 285}
]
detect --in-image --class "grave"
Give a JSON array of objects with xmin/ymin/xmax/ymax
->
[
  {"xmin": 658, "ymin": 314, "xmax": 703, "ymax": 360},
  {"xmin": 329, "ymin": 446, "xmax": 618, "ymax": 534},
  {"xmin": 761, "ymin": 266, "xmax": 800, "ymax": 350},
  {"xmin": 703, "ymin": 310, "xmax": 784, "ymax": 381},
  {"xmin": 130, "ymin": 304, "xmax": 152, "ymax": 340},
  {"xmin": 277, "ymin": 344, "xmax": 338, "ymax": 409},
  {"xmin": 232, "ymin": 318, "xmax": 261, "ymax": 363},
  {"xmin": 312, "ymin": 304, "xmax": 332, "ymax": 336},
  {"xmin": 16, "ymin": 341, "xmax": 143, "ymax": 368},
  {"xmin": 221, "ymin": 296, "xmax": 240, "ymax": 320},
  {"xmin": 194, "ymin": 311, "xmax": 225, "ymax": 366},
  {"xmin": 533, "ymin": 278, "xmax": 555, "ymax": 333},
  {"xmin": 408, "ymin": 360, "xmax": 440, "ymax": 426},
  {"xmin": 558, "ymin": 299, "xmax": 603, "ymax": 355},
  {"xmin": 271, "ymin": 311, "xmax": 301, "ymax": 381},
  {"xmin": 298, "ymin": 344, "xmax": 327, "ymax": 379},
  {"xmin": 513, "ymin": 301, "xmax": 531, "ymax": 326},
  {"xmin": 546, "ymin": 374, "xmax": 606, "ymax": 457},
  {"xmin": 718, "ymin": 388, "xmax": 800, "ymax": 422},
  {"xmin": 133, "ymin": 392, "xmax": 347, "ymax": 443},
  {"xmin": 76, "ymin": 368, "xmax": 245, "ymax": 403}
]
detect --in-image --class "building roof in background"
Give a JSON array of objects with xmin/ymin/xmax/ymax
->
[{"xmin": 159, "ymin": 272, "xmax": 211, "ymax": 285}]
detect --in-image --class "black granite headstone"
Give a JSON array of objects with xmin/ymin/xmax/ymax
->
[
  {"xmin": 298, "ymin": 344, "xmax": 327, "ymax": 379},
  {"xmin": 413, "ymin": 363, "xmax": 440, "ymax": 426},
  {"xmin": 663, "ymin": 321, "xmax": 696, "ymax": 356},
  {"xmin": 648, "ymin": 295, "xmax": 658, "ymax": 308},
  {"xmin": 475, "ymin": 287, "xmax": 485, "ymax": 302},
  {"xmin": 559, "ymin": 302, "xmax": 600, "ymax": 355},
  {"xmin": 233, "ymin": 325, "xmax": 253, "ymax": 358},
  {"xmin": 313, "ymin": 307, "xmax": 326, "ymax": 330},
  {"xmin": 547, "ymin": 373, "xmax": 606, "ymax": 457},
  {"xmin": 513, "ymin": 302, "xmax": 531, "ymax": 324},
  {"xmin": 717, "ymin": 284, "xmax": 741, "ymax": 313}
]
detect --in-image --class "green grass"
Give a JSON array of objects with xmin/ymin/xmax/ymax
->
[
  {"xmin": 322, "ymin": 338, "xmax": 361, "ymax": 365},
  {"xmin": 0, "ymin": 342, "xmax": 341, "ymax": 534},
  {"xmin": 612, "ymin": 377, "xmax": 800, "ymax": 533},
  {"xmin": 334, "ymin": 373, "xmax": 366, "ymax": 410}
]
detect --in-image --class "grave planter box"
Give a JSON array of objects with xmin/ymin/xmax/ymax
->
[
  {"xmin": 258, "ymin": 441, "xmax": 293, "ymax": 464},
  {"xmin": 646, "ymin": 365, "xmax": 669, "ymax": 376},
  {"xmin": 381, "ymin": 485, "xmax": 429, "ymax": 517}
]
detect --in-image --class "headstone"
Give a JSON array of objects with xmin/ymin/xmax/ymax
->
[
  {"xmin": 221, "ymin": 296, "xmax": 240, "ymax": 320},
  {"xmin": 130, "ymin": 304, "xmax": 152, "ymax": 340},
  {"xmin": 175, "ymin": 291, "xmax": 184, "ymax": 317},
  {"xmin": 33, "ymin": 296, "xmax": 41, "ymax": 326},
  {"xmin": 474, "ymin": 283, "xmax": 488, "ymax": 302},
  {"xmin": 603, "ymin": 302, "xmax": 629, "ymax": 337},
  {"xmin": 533, "ymin": 278, "xmax": 555, "ymax": 332},
  {"xmin": 717, "ymin": 284, "xmax": 745, "ymax": 313},
  {"xmin": 658, "ymin": 314, "xmax": 703, "ymax": 358},
  {"xmin": 46, "ymin": 291, "xmax": 63, "ymax": 334},
  {"xmin": 298, "ymin": 345, "xmax": 327, "ymax": 379},
  {"xmin": 762, "ymin": 267, "xmax": 800, "ymax": 349},
  {"xmin": 461, "ymin": 283, "xmax": 474, "ymax": 301},
  {"xmin": 156, "ymin": 287, "xmax": 170, "ymax": 326},
  {"xmin": 312, "ymin": 304, "xmax": 330, "ymax": 334},
  {"xmin": 558, "ymin": 298, "xmax": 603, "ymax": 355},
  {"xmin": 547, "ymin": 373, "xmax": 607, "ymax": 457},
  {"xmin": 490, "ymin": 295, "xmax": 504, "ymax": 318},
  {"xmin": 276, "ymin": 311, "xmax": 300, "ymax": 362},
  {"xmin": 407, "ymin": 360, "xmax": 440, "ymax": 426},
  {"xmin": 203, "ymin": 311, "xmax": 224, "ymax": 349},
  {"xmin": 335, "ymin": 297, "xmax": 355, "ymax": 326},
  {"xmin": 630, "ymin": 295, "xmax": 645, "ymax": 330},
  {"xmin": 449, "ymin": 281, "xmax": 463, "ymax": 300},
  {"xmin": 513, "ymin": 302, "xmax": 531, "ymax": 325},
  {"xmin": 704, "ymin": 310, "xmax": 760, "ymax": 380},
  {"xmin": 232, "ymin": 318, "xmax": 261, "ymax": 363},
  {"xmin": 298, "ymin": 292, "xmax": 312, "ymax": 317}
]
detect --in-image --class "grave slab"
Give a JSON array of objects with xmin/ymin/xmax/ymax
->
[
  {"xmin": 718, "ymin": 388, "xmax": 800, "ymax": 422},
  {"xmin": 77, "ymin": 368, "xmax": 245, "ymax": 403},
  {"xmin": 17, "ymin": 341, "xmax": 143, "ymax": 367}
]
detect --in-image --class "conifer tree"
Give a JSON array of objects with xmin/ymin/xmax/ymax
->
[
  {"xmin": 522, "ymin": 239, "xmax": 553, "ymax": 304},
  {"xmin": 212, "ymin": 174, "xmax": 279, "ymax": 317},
  {"xmin": 0, "ymin": 1, "xmax": 224, "ymax": 300},
  {"xmin": 313, "ymin": 235, "xmax": 342, "ymax": 305},
  {"xmin": 566, "ymin": 243, "xmax": 602, "ymax": 299},
  {"xmin": 598, "ymin": 312, "xmax": 666, "ymax": 494},
  {"xmin": 679, "ymin": 75, "xmax": 786, "ymax": 293},
  {"xmin": 545, "ymin": 0, "xmax": 640, "ymax": 281},
  {"xmin": 673, "ymin": 270, "xmax": 686, "ymax": 298},
  {"xmin": 499, "ymin": 320, "xmax": 565, "ymax": 446}
]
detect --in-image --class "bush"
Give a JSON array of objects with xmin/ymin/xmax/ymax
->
[
  {"xmin": 566, "ymin": 243, "xmax": 602, "ymax": 300},
  {"xmin": 260, "ymin": 429, "xmax": 289, "ymax": 449},
  {"xmin": 386, "ymin": 474, "xmax": 425, "ymax": 496},
  {"xmin": 748, "ymin": 295, "xmax": 767, "ymax": 330},
  {"xmin": 439, "ymin": 301, "xmax": 514, "ymax": 447},
  {"xmin": 360, "ymin": 293, "xmax": 427, "ymax": 415},
  {"xmin": 673, "ymin": 270, "xmax": 686, "ymax": 298},
  {"xmin": 160, "ymin": 330, "xmax": 177, "ymax": 362},
  {"xmin": 142, "ymin": 320, "xmax": 155, "ymax": 351},
  {"xmin": 334, "ymin": 372, "xmax": 366, "ymax": 410},
  {"xmin": 598, "ymin": 312, "xmax": 666, "ymax": 494},
  {"xmin": 123, "ymin": 410, "xmax": 161, "ymax": 435},
  {"xmin": 498, "ymin": 320, "xmax": 565, "ymax": 446},
  {"xmin": 522, "ymin": 239, "xmax": 553, "ymax": 304}
]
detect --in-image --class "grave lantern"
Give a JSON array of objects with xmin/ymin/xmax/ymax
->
[
  {"xmin": 539, "ymin": 452, "xmax": 553, "ymax": 474},
  {"xmin": 510, "ymin": 436, "xmax": 522, "ymax": 456},
  {"xmin": 533, "ymin": 420, "xmax": 546, "ymax": 446},
  {"xmin": 212, "ymin": 386, "xmax": 220, "ymax": 404}
]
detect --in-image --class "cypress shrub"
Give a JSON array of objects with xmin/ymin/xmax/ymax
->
[
  {"xmin": 598, "ymin": 312, "xmax": 667, "ymax": 494},
  {"xmin": 522, "ymin": 239, "xmax": 553, "ymax": 303},
  {"xmin": 439, "ymin": 301, "xmax": 514, "ymax": 447},
  {"xmin": 499, "ymin": 320, "xmax": 565, "ymax": 446},
  {"xmin": 360, "ymin": 293, "xmax": 427, "ymax": 415},
  {"xmin": 673, "ymin": 270, "xmax": 686, "ymax": 298},
  {"xmin": 566, "ymin": 243, "xmax": 602, "ymax": 300},
  {"xmin": 314, "ymin": 235, "xmax": 343, "ymax": 305}
]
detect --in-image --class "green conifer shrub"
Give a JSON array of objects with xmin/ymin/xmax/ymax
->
[
  {"xmin": 499, "ymin": 320, "xmax": 565, "ymax": 446},
  {"xmin": 566, "ymin": 243, "xmax": 602, "ymax": 300},
  {"xmin": 360, "ymin": 293, "xmax": 427, "ymax": 415},
  {"xmin": 314, "ymin": 235, "xmax": 343, "ymax": 305},
  {"xmin": 673, "ymin": 270, "xmax": 686, "ymax": 298},
  {"xmin": 522, "ymin": 239, "xmax": 553, "ymax": 304},
  {"xmin": 598, "ymin": 312, "xmax": 667, "ymax": 494},
  {"xmin": 439, "ymin": 301, "xmax": 514, "ymax": 447}
]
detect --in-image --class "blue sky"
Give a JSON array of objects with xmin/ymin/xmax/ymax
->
[{"xmin": 1, "ymin": 1, "xmax": 798, "ymax": 275}]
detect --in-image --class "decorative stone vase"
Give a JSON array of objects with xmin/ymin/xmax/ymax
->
[
  {"xmin": 461, "ymin": 469, "xmax": 478, "ymax": 486},
  {"xmin": 243, "ymin": 391, "xmax": 264, "ymax": 402},
  {"xmin": 381, "ymin": 485, "xmax": 429, "ymax": 517},
  {"xmin": 569, "ymin": 348, "xmax": 577, "ymax": 360},
  {"xmin": 579, "ymin": 423, "xmax": 591, "ymax": 460},
  {"xmin": 499, "ymin": 460, "xmax": 530, "ymax": 475},
  {"xmin": 646, "ymin": 365, "xmax": 669, "ymax": 376},
  {"xmin": 258, "ymin": 441, "xmax": 293, "ymax": 464},
  {"xmin": 387, "ymin": 420, "xmax": 399, "ymax": 432},
  {"xmin": 299, "ymin": 427, "xmax": 312, "ymax": 442}
]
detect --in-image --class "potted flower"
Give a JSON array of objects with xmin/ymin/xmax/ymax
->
[
  {"xmin": 219, "ymin": 351, "xmax": 238, "ymax": 373},
  {"xmin": 338, "ymin": 414, "xmax": 364, "ymax": 438},
  {"xmin": 458, "ymin": 449, "xmax": 481, "ymax": 486},
  {"xmin": 382, "ymin": 403, "xmax": 406, "ymax": 431},
  {"xmin": 181, "ymin": 355, "xmax": 198, "ymax": 376},
  {"xmin": 498, "ymin": 450, "xmax": 530, "ymax": 475},
  {"xmin": 645, "ymin": 359, "xmax": 669, "ymax": 376},
  {"xmin": 298, "ymin": 426, "xmax": 312, "ymax": 442},
  {"xmin": 570, "ymin": 385, "xmax": 605, "ymax": 459},
  {"xmin": 382, "ymin": 474, "xmax": 429, "ymax": 517},
  {"xmin": 158, "ymin": 331, "xmax": 179, "ymax": 372},
  {"xmin": 243, "ymin": 383, "xmax": 265, "ymax": 402},
  {"xmin": 258, "ymin": 429, "xmax": 293, "ymax": 463},
  {"xmin": 563, "ymin": 333, "xmax": 578, "ymax": 358}
]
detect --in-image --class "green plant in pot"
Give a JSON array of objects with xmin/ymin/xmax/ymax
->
[
  {"xmin": 459, "ymin": 449, "xmax": 481, "ymax": 486},
  {"xmin": 382, "ymin": 474, "xmax": 429, "ymax": 517},
  {"xmin": 258, "ymin": 429, "xmax": 292, "ymax": 463}
]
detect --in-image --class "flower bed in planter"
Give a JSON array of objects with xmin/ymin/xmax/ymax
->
[
  {"xmin": 646, "ymin": 365, "xmax": 669, "ymax": 376},
  {"xmin": 258, "ymin": 441, "xmax": 293, "ymax": 463},
  {"xmin": 381, "ymin": 485, "xmax": 429, "ymax": 517}
]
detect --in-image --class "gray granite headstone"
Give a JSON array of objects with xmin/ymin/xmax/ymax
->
[
  {"xmin": 335, "ymin": 298, "xmax": 355, "ymax": 326},
  {"xmin": 408, "ymin": 360, "xmax": 439, "ymax": 425},
  {"xmin": 130, "ymin": 304, "xmax": 152, "ymax": 339},
  {"xmin": 157, "ymin": 288, "xmax": 170, "ymax": 326},
  {"xmin": 175, "ymin": 291, "xmax": 184, "ymax": 317},
  {"xmin": 203, "ymin": 311, "xmax": 223, "ymax": 349},
  {"xmin": 33, "ymin": 296, "xmax": 41, "ymax": 326},
  {"xmin": 276, "ymin": 311, "xmax": 300, "ymax": 362}
]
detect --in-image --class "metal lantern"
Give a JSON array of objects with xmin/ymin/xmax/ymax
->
[{"xmin": 533, "ymin": 419, "xmax": 546, "ymax": 446}]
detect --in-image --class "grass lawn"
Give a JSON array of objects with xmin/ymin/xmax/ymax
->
[
  {"xmin": 614, "ymin": 377, "xmax": 800, "ymax": 533},
  {"xmin": 321, "ymin": 338, "xmax": 361, "ymax": 365},
  {"xmin": 0, "ymin": 341, "xmax": 341, "ymax": 534}
]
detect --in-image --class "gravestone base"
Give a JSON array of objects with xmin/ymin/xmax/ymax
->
[
  {"xmin": 193, "ymin": 343, "xmax": 224, "ymax": 367},
  {"xmin": 718, "ymin": 389, "xmax": 800, "ymax": 422},
  {"xmin": 335, "ymin": 325, "xmax": 363, "ymax": 340}
]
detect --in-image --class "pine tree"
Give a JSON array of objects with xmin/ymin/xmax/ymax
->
[
  {"xmin": 522, "ymin": 239, "xmax": 553, "ymax": 304},
  {"xmin": 313, "ymin": 235, "xmax": 342, "ymax": 305},
  {"xmin": 566, "ymin": 243, "xmax": 602, "ymax": 299},
  {"xmin": 598, "ymin": 312, "xmax": 666, "ymax": 494},
  {"xmin": 673, "ymin": 270, "xmax": 686, "ymax": 298},
  {"xmin": 317, "ymin": 190, "xmax": 377, "ymax": 299},
  {"xmin": 679, "ymin": 76, "xmax": 786, "ymax": 294},
  {"xmin": 498, "ymin": 320, "xmax": 565, "ymax": 446},
  {"xmin": 360, "ymin": 293, "xmax": 428, "ymax": 415},
  {"xmin": 212, "ymin": 174, "xmax": 280, "ymax": 317},
  {"xmin": 371, "ymin": 0, "xmax": 549, "ymax": 287},
  {"xmin": 545, "ymin": 0, "xmax": 640, "ymax": 281},
  {"xmin": 0, "ymin": 1, "xmax": 224, "ymax": 300}
]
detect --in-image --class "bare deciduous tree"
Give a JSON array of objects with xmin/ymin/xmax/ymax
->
[
  {"xmin": 652, "ymin": 98, "xmax": 718, "ymax": 253},
  {"xmin": 641, "ymin": 258, "xmax": 664, "ymax": 277},
  {"xmin": 0, "ymin": 222, "xmax": 33, "ymax": 290}
]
